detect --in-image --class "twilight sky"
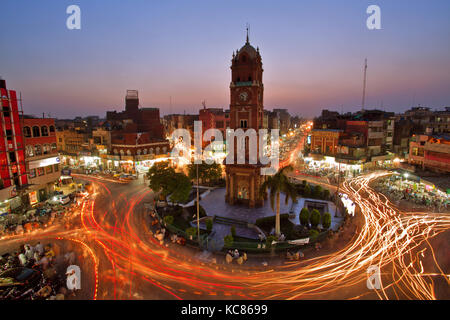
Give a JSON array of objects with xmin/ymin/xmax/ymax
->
[{"xmin": 1, "ymin": 0, "xmax": 449, "ymax": 119}]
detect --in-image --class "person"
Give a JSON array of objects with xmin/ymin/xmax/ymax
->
[
  {"xmin": 35, "ymin": 242, "xmax": 44, "ymax": 255},
  {"xmin": 18, "ymin": 253, "xmax": 27, "ymax": 266},
  {"xmin": 36, "ymin": 254, "xmax": 49, "ymax": 270},
  {"xmin": 24, "ymin": 244, "xmax": 35, "ymax": 260}
]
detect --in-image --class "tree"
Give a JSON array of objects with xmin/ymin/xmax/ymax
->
[
  {"xmin": 300, "ymin": 208, "xmax": 310, "ymax": 226},
  {"xmin": 147, "ymin": 161, "xmax": 192, "ymax": 203},
  {"xmin": 259, "ymin": 165, "xmax": 297, "ymax": 237},
  {"xmin": 187, "ymin": 162, "xmax": 223, "ymax": 185},
  {"xmin": 309, "ymin": 209, "xmax": 321, "ymax": 228},
  {"xmin": 168, "ymin": 173, "xmax": 192, "ymax": 204},
  {"xmin": 322, "ymin": 212, "xmax": 332, "ymax": 230}
]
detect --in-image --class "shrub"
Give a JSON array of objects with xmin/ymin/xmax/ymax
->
[
  {"xmin": 163, "ymin": 215, "xmax": 174, "ymax": 225},
  {"xmin": 206, "ymin": 219, "xmax": 213, "ymax": 233},
  {"xmin": 224, "ymin": 234, "xmax": 234, "ymax": 247},
  {"xmin": 313, "ymin": 185, "xmax": 322, "ymax": 198},
  {"xmin": 303, "ymin": 184, "xmax": 311, "ymax": 197},
  {"xmin": 266, "ymin": 235, "xmax": 277, "ymax": 247},
  {"xmin": 322, "ymin": 189, "xmax": 330, "ymax": 200},
  {"xmin": 309, "ymin": 209, "xmax": 321, "ymax": 228},
  {"xmin": 186, "ymin": 227, "xmax": 197, "ymax": 238},
  {"xmin": 309, "ymin": 229, "xmax": 319, "ymax": 240},
  {"xmin": 299, "ymin": 208, "xmax": 310, "ymax": 226},
  {"xmin": 230, "ymin": 225, "xmax": 236, "ymax": 237},
  {"xmin": 322, "ymin": 212, "xmax": 332, "ymax": 230}
]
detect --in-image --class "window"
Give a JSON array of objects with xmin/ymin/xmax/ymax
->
[
  {"xmin": 34, "ymin": 145, "xmax": 42, "ymax": 156},
  {"xmin": 240, "ymin": 120, "xmax": 248, "ymax": 128},
  {"xmin": 6, "ymin": 129, "xmax": 12, "ymax": 140},
  {"xmin": 32, "ymin": 126, "xmax": 40, "ymax": 137},
  {"xmin": 51, "ymin": 143, "xmax": 57, "ymax": 152},
  {"xmin": 26, "ymin": 145, "xmax": 34, "ymax": 157},
  {"xmin": 9, "ymin": 152, "xmax": 17, "ymax": 163},
  {"xmin": 248, "ymin": 76, "xmax": 252, "ymax": 81},
  {"xmin": 29, "ymin": 169, "xmax": 36, "ymax": 179},
  {"xmin": 49, "ymin": 125, "xmax": 55, "ymax": 133},
  {"xmin": 37, "ymin": 167, "xmax": 45, "ymax": 176},
  {"xmin": 2, "ymin": 106, "xmax": 10, "ymax": 117},
  {"xmin": 41, "ymin": 126, "xmax": 49, "ymax": 137},
  {"xmin": 23, "ymin": 126, "xmax": 31, "ymax": 137},
  {"xmin": 59, "ymin": 138, "xmax": 63, "ymax": 143},
  {"xmin": 43, "ymin": 144, "xmax": 51, "ymax": 155},
  {"xmin": 46, "ymin": 165, "xmax": 53, "ymax": 174},
  {"xmin": 53, "ymin": 164, "xmax": 59, "ymax": 172}
]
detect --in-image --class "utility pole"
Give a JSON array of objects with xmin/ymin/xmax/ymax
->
[{"xmin": 362, "ymin": 58, "xmax": 368, "ymax": 111}]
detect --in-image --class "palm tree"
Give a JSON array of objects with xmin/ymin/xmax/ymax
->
[{"xmin": 259, "ymin": 165, "xmax": 297, "ymax": 237}]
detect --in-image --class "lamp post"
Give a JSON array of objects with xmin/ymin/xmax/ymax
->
[{"xmin": 196, "ymin": 162, "xmax": 200, "ymax": 246}]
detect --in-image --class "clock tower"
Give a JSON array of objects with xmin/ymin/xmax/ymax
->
[{"xmin": 225, "ymin": 31, "xmax": 266, "ymax": 208}]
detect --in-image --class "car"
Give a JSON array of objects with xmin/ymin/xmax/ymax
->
[{"xmin": 49, "ymin": 194, "xmax": 71, "ymax": 205}]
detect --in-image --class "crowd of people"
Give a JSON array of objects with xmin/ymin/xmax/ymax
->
[
  {"xmin": 0, "ymin": 241, "xmax": 80, "ymax": 300},
  {"xmin": 0, "ymin": 194, "xmax": 86, "ymax": 238},
  {"xmin": 374, "ymin": 176, "xmax": 449, "ymax": 212}
]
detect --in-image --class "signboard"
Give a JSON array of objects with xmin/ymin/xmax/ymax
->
[
  {"xmin": 29, "ymin": 191, "xmax": 38, "ymax": 205},
  {"xmin": 29, "ymin": 156, "xmax": 60, "ymax": 169},
  {"xmin": 288, "ymin": 238, "xmax": 310, "ymax": 245}
]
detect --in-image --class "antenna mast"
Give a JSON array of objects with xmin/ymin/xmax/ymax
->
[{"xmin": 362, "ymin": 58, "xmax": 368, "ymax": 111}]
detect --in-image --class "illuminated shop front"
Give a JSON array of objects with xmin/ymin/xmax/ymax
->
[{"xmin": 304, "ymin": 156, "xmax": 363, "ymax": 177}]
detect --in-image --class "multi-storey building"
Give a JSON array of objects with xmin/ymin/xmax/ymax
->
[
  {"xmin": 22, "ymin": 116, "xmax": 60, "ymax": 204},
  {"xmin": 0, "ymin": 79, "xmax": 28, "ymax": 213},
  {"xmin": 409, "ymin": 134, "xmax": 450, "ymax": 173}
]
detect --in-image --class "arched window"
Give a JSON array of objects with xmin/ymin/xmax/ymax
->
[
  {"xmin": 34, "ymin": 145, "xmax": 42, "ymax": 156},
  {"xmin": 126, "ymin": 150, "xmax": 131, "ymax": 156},
  {"xmin": 49, "ymin": 125, "xmax": 55, "ymax": 133},
  {"xmin": 143, "ymin": 149, "xmax": 147, "ymax": 155},
  {"xmin": 137, "ymin": 149, "xmax": 142, "ymax": 155},
  {"xmin": 120, "ymin": 149, "xmax": 124, "ymax": 155},
  {"xmin": 23, "ymin": 126, "xmax": 32, "ymax": 138},
  {"xmin": 149, "ymin": 148, "xmax": 154, "ymax": 154},
  {"xmin": 51, "ymin": 143, "xmax": 57, "ymax": 152},
  {"xmin": 41, "ymin": 126, "xmax": 49, "ymax": 137},
  {"xmin": 162, "ymin": 147, "xmax": 167, "ymax": 153},
  {"xmin": 156, "ymin": 147, "xmax": 160, "ymax": 154},
  {"xmin": 114, "ymin": 149, "xmax": 118, "ymax": 155},
  {"xmin": 32, "ymin": 126, "xmax": 40, "ymax": 137}
]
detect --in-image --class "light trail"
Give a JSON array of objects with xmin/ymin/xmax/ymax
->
[{"xmin": 2, "ymin": 171, "xmax": 447, "ymax": 300}]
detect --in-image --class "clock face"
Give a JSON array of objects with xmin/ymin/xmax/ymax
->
[{"xmin": 239, "ymin": 91, "xmax": 248, "ymax": 102}]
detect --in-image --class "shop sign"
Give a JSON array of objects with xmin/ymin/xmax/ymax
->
[{"xmin": 29, "ymin": 191, "xmax": 38, "ymax": 205}]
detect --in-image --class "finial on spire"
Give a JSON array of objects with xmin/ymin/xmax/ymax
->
[{"xmin": 246, "ymin": 23, "xmax": 250, "ymax": 44}]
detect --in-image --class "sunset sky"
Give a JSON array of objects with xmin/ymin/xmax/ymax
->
[{"xmin": 1, "ymin": 0, "xmax": 449, "ymax": 119}]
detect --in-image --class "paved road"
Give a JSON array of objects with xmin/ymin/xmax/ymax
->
[{"xmin": 2, "ymin": 171, "xmax": 448, "ymax": 300}]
